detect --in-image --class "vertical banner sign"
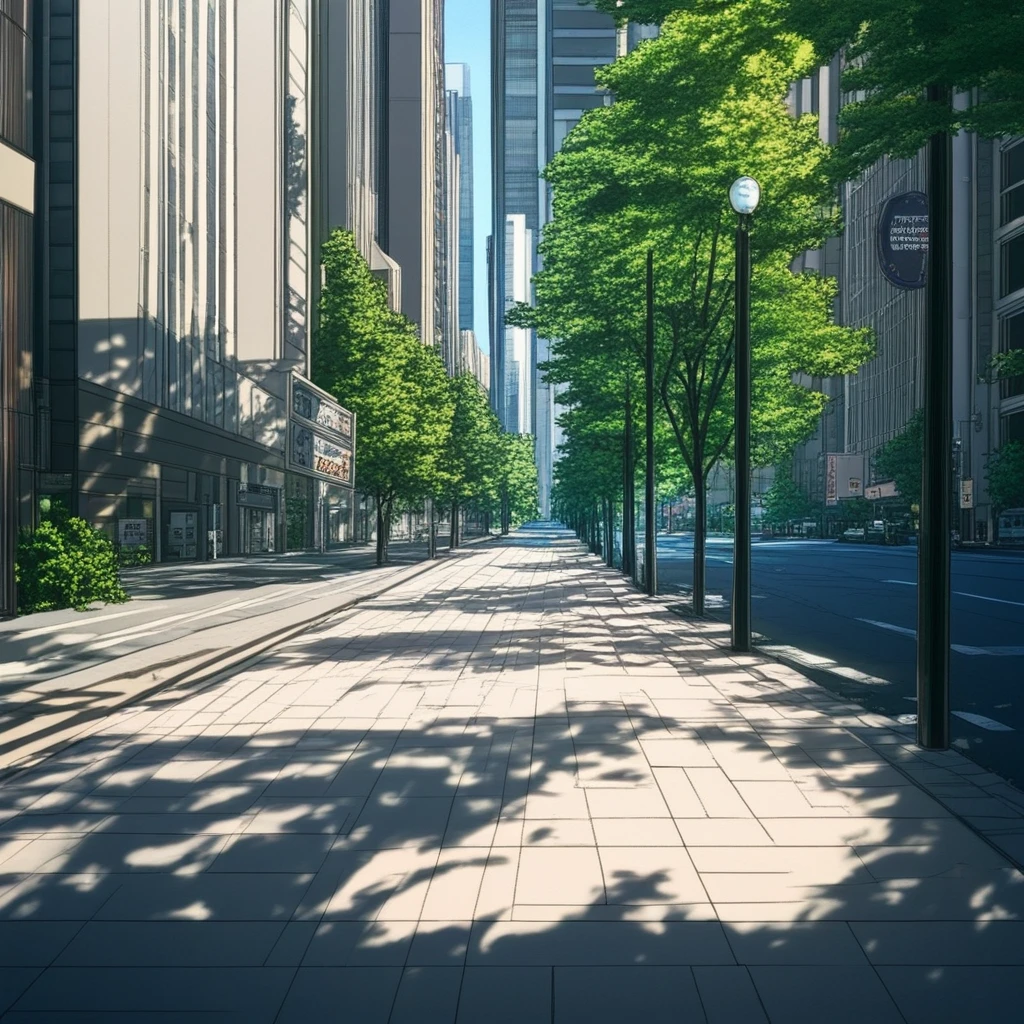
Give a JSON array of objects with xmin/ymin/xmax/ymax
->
[
  {"xmin": 826, "ymin": 455, "xmax": 838, "ymax": 507},
  {"xmin": 960, "ymin": 479, "xmax": 974, "ymax": 509},
  {"xmin": 877, "ymin": 191, "xmax": 929, "ymax": 289}
]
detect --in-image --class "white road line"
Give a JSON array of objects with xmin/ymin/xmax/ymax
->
[
  {"xmin": 952, "ymin": 711, "xmax": 1015, "ymax": 732},
  {"xmin": 953, "ymin": 591, "xmax": 1024, "ymax": 609},
  {"xmin": 895, "ymin": 704, "xmax": 1013, "ymax": 732},
  {"xmin": 857, "ymin": 619, "xmax": 1024, "ymax": 656},
  {"xmin": 884, "ymin": 580, "xmax": 1024, "ymax": 611},
  {"xmin": 857, "ymin": 618, "xmax": 916, "ymax": 637}
]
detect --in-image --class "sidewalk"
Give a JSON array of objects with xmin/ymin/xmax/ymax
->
[{"xmin": 1, "ymin": 524, "xmax": 1023, "ymax": 1021}]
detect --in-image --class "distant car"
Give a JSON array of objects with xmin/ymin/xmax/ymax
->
[{"xmin": 998, "ymin": 508, "xmax": 1024, "ymax": 546}]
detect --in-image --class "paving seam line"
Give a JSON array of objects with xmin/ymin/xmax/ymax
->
[
  {"xmin": 586, "ymin": 550, "xmax": 1024, "ymax": 875},
  {"xmin": 0, "ymin": 537, "xmax": 500, "ymax": 779}
]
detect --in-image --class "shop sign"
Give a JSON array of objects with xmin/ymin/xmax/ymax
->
[
  {"xmin": 960, "ymin": 479, "xmax": 974, "ymax": 509},
  {"xmin": 236, "ymin": 486, "xmax": 276, "ymax": 510},
  {"xmin": 865, "ymin": 480, "xmax": 899, "ymax": 500},
  {"xmin": 39, "ymin": 472, "xmax": 72, "ymax": 490},
  {"xmin": 118, "ymin": 518, "xmax": 148, "ymax": 547},
  {"xmin": 289, "ymin": 424, "xmax": 352, "ymax": 484},
  {"xmin": 877, "ymin": 191, "xmax": 928, "ymax": 289},
  {"xmin": 826, "ymin": 453, "xmax": 866, "ymax": 505},
  {"xmin": 290, "ymin": 375, "xmax": 353, "ymax": 445}
]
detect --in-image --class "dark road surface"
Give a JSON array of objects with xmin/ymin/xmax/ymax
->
[{"xmin": 656, "ymin": 535, "xmax": 1024, "ymax": 783}]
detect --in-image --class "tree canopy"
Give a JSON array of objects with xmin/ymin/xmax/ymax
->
[
  {"xmin": 987, "ymin": 441, "xmax": 1024, "ymax": 515},
  {"xmin": 873, "ymin": 408, "xmax": 924, "ymax": 508},
  {"xmin": 527, "ymin": 4, "xmax": 871, "ymax": 607},
  {"xmin": 595, "ymin": 0, "xmax": 1024, "ymax": 177},
  {"xmin": 313, "ymin": 229, "xmax": 454, "ymax": 563}
]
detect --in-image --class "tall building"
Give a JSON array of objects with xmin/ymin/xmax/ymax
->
[
  {"xmin": 504, "ymin": 214, "xmax": 533, "ymax": 432},
  {"xmin": 383, "ymin": 0, "xmax": 447, "ymax": 348},
  {"xmin": 315, "ymin": 0, "xmax": 401, "ymax": 310},
  {"xmin": 12, "ymin": 0, "xmax": 355, "ymax": 570},
  {"xmin": 446, "ymin": 63, "xmax": 475, "ymax": 334},
  {"xmin": 0, "ymin": 0, "xmax": 35, "ymax": 617},
  {"xmin": 787, "ymin": 62, "xmax": 1024, "ymax": 543},
  {"xmin": 490, "ymin": 0, "xmax": 620, "ymax": 518}
]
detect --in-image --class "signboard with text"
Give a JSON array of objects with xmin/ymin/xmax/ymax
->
[
  {"xmin": 877, "ymin": 191, "xmax": 928, "ymax": 289},
  {"xmin": 286, "ymin": 373, "xmax": 355, "ymax": 488}
]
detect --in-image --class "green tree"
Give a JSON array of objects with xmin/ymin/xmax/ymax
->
[
  {"xmin": 438, "ymin": 374, "xmax": 503, "ymax": 547},
  {"xmin": 498, "ymin": 434, "xmax": 540, "ymax": 531},
  {"xmin": 873, "ymin": 409, "xmax": 924, "ymax": 508},
  {"xmin": 525, "ymin": 7, "xmax": 871, "ymax": 610},
  {"xmin": 313, "ymin": 230, "xmax": 453, "ymax": 564},
  {"xmin": 596, "ymin": 0, "xmax": 1024, "ymax": 177},
  {"xmin": 762, "ymin": 470, "xmax": 816, "ymax": 530},
  {"xmin": 986, "ymin": 441, "xmax": 1024, "ymax": 515}
]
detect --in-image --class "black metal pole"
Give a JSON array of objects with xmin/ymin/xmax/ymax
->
[
  {"xmin": 917, "ymin": 85, "xmax": 953, "ymax": 750},
  {"xmin": 624, "ymin": 374, "xmax": 635, "ymax": 579},
  {"xmin": 731, "ymin": 217, "xmax": 752, "ymax": 653},
  {"xmin": 645, "ymin": 250, "xmax": 657, "ymax": 596}
]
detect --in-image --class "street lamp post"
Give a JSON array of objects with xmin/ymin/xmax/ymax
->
[
  {"xmin": 645, "ymin": 249, "xmax": 657, "ymax": 597},
  {"xmin": 729, "ymin": 176, "xmax": 760, "ymax": 654}
]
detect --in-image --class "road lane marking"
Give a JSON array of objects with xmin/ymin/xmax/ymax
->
[
  {"xmin": 885, "ymin": 580, "xmax": 1024, "ymax": 611},
  {"xmin": 856, "ymin": 619, "xmax": 1024, "ymax": 657},
  {"xmin": 857, "ymin": 618, "xmax": 916, "ymax": 637},
  {"xmin": 952, "ymin": 711, "xmax": 1015, "ymax": 732},
  {"xmin": 895, "ymin": 706, "xmax": 1013, "ymax": 731},
  {"xmin": 953, "ymin": 591, "xmax": 1024, "ymax": 609}
]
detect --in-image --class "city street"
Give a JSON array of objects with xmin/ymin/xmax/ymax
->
[
  {"xmin": 2, "ymin": 525, "xmax": 1024, "ymax": 1022},
  {"xmin": 657, "ymin": 537, "xmax": 1024, "ymax": 782}
]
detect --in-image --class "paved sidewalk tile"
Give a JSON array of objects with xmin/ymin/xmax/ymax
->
[{"xmin": 2, "ymin": 525, "xmax": 1023, "ymax": 1021}]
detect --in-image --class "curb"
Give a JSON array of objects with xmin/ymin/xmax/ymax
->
[{"xmin": 0, "ymin": 537, "xmax": 499, "ymax": 778}]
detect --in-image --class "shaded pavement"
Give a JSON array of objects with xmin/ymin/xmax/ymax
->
[{"xmin": 2, "ymin": 524, "xmax": 1024, "ymax": 1022}]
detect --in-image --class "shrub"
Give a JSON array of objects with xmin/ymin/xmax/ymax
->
[
  {"xmin": 15, "ymin": 512, "xmax": 130, "ymax": 614},
  {"xmin": 118, "ymin": 545, "xmax": 153, "ymax": 568}
]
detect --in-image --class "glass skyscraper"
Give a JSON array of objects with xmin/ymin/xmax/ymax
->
[{"xmin": 490, "ymin": 0, "xmax": 619, "ymax": 518}]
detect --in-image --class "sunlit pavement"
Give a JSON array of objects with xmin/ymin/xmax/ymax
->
[
  {"xmin": 2, "ymin": 524, "xmax": 1024, "ymax": 1022},
  {"xmin": 656, "ymin": 535, "xmax": 1024, "ymax": 784}
]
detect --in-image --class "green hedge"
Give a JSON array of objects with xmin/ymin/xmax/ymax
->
[{"xmin": 15, "ymin": 510, "xmax": 129, "ymax": 614}]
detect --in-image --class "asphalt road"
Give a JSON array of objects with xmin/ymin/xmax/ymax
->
[{"xmin": 656, "ymin": 535, "xmax": 1024, "ymax": 784}]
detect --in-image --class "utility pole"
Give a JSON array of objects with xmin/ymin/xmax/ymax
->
[
  {"xmin": 917, "ymin": 84, "xmax": 953, "ymax": 750},
  {"xmin": 645, "ymin": 250, "xmax": 657, "ymax": 596}
]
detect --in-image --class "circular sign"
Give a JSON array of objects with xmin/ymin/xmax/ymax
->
[{"xmin": 877, "ymin": 191, "xmax": 928, "ymax": 289}]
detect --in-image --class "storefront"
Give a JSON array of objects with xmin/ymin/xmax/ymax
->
[
  {"xmin": 236, "ymin": 484, "xmax": 279, "ymax": 555},
  {"xmin": 286, "ymin": 373, "xmax": 355, "ymax": 550}
]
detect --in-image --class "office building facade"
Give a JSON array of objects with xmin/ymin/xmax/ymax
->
[
  {"xmin": 0, "ymin": 0, "xmax": 35, "ymax": 616},
  {"xmin": 446, "ymin": 63, "xmax": 475, "ymax": 335},
  {"xmin": 13, "ymin": 0, "xmax": 356, "ymax": 569},
  {"xmin": 490, "ymin": 0, "xmax": 622, "ymax": 518},
  {"xmin": 787, "ymin": 62, "xmax": 1022, "ymax": 542}
]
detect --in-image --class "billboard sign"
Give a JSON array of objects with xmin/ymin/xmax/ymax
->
[
  {"xmin": 877, "ymin": 191, "xmax": 928, "ymax": 289},
  {"xmin": 826, "ymin": 454, "xmax": 866, "ymax": 505},
  {"xmin": 287, "ymin": 373, "xmax": 355, "ymax": 488},
  {"xmin": 960, "ymin": 478, "xmax": 974, "ymax": 509}
]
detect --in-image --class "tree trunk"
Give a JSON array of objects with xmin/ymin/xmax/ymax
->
[
  {"xmin": 692, "ymin": 470, "xmax": 707, "ymax": 615},
  {"xmin": 450, "ymin": 502, "xmax": 459, "ymax": 549},
  {"xmin": 375, "ymin": 497, "xmax": 388, "ymax": 566},
  {"xmin": 624, "ymin": 380, "xmax": 635, "ymax": 580}
]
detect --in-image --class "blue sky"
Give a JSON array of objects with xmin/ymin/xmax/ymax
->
[{"xmin": 444, "ymin": 0, "xmax": 491, "ymax": 349}]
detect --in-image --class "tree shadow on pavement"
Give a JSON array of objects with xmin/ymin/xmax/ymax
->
[{"xmin": 1, "ymin": 532, "xmax": 1023, "ymax": 1021}]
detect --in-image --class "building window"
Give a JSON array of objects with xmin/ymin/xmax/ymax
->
[
  {"xmin": 1002, "ymin": 141, "xmax": 1024, "ymax": 226},
  {"xmin": 1001, "ymin": 309, "xmax": 1024, "ymax": 400},
  {"xmin": 1002, "ymin": 409, "xmax": 1024, "ymax": 443},
  {"xmin": 1002, "ymin": 233, "xmax": 1024, "ymax": 298}
]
